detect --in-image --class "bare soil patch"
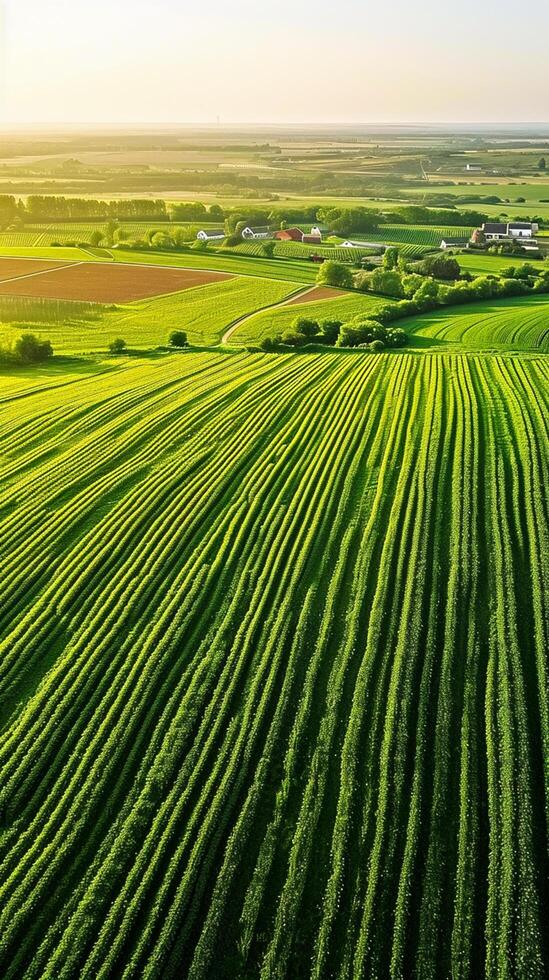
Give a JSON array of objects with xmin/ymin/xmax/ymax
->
[
  {"xmin": 0, "ymin": 258, "xmax": 75, "ymax": 282},
  {"xmin": 286, "ymin": 286, "xmax": 345, "ymax": 305},
  {"xmin": 0, "ymin": 263, "xmax": 234, "ymax": 303}
]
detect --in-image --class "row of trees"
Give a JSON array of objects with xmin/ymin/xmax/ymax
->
[
  {"xmin": 4, "ymin": 193, "xmax": 533, "ymax": 236},
  {"xmin": 314, "ymin": 246, "xmax": 549, "ymax": 322},
  {"xmin": 0, "ymin": 195, "xmax": 169, "ymax": 225}
]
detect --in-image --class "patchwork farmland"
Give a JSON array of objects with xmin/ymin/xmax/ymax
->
[{"xmin": 0, "ymin": 132, "xmax": 548, "ymax": 979}]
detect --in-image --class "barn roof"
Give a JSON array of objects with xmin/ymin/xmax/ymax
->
[{"xmin": 482, "ymin": 222, "xmax": 507, "ymax": 234}]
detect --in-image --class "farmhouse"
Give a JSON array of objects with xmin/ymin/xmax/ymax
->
[
  {"xmin": 241, "ymin": 226, "xmax": 271, "ymax": 240},
  {"xmin": 310, "ymin": 226, "xmax": 323, "ymax": 238},
  {"xmin": 196, "ymin": 229, "xmax": 225, "ymax": 241},
  {"xmin": 465, "ymin": 163, "xmax": 482, "ymax": 172},
  {"xmin": 480, "ymin": 221, "xmax": 538, "ymax": 241},
  {"xmin": 273, "ymin": 228, "xmax": 304, "ymax": 242}
]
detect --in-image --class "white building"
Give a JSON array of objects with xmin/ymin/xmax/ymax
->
[
  {"xmin": 481, "ymin": 221, "xmax": 538, "ymax": 241},
  {"xmin": 508, "ymin": 221, "xmax": 539, "ymax": 238},
  {"xmin": 196, "ymin": 229, "xmax": 225, "ymax": 241},
  {"xmin": 465, "ymin": 163, "xmax": 482, "ymax": 172},
  {"xmin": 241, "ymin": 226, "xmax": 271, "ymax": 240}
]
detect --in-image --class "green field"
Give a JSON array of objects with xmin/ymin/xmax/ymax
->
[
  {"xmin": 0, "ymin": 276, "xmax": 300, "ymax": 352},
  {"xmin": 231, "ymin": 291, "xmax": 384, "ymax": 344},
  {"xmin": 353, "ymin": 223, "xmax": 474, "ymax": 246},
  {"xmin": 407, "ymin": 295, "xmax": 549, "ymax": 352},
  {"xmin": 0, "ymin": 349, "xmax": 546, "ymax": 979},
  {"xmin": 457, "ymin": 252, "xmax": 549, "ymax": 276}
]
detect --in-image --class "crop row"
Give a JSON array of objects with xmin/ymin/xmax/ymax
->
[{"xmin": 0, "ymin": 351, "xmax": 546, "ymax": 978}]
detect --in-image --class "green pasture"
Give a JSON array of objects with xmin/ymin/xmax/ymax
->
[{"xmin": 407, "ymin": 293, "xmax": 549, "ymax": 352}]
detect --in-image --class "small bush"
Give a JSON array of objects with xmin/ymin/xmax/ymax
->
[
  {"xmin": 109, "ymin": 338, "xmax": 127, "ymax": 354},
  {"xmin": 168, "ymin": 330, "xmax": 188, "ymax": 348}
]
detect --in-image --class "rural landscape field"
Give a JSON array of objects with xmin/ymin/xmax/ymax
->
[{"xmin": 0, "ymin": 2, "xmax": 548, "ymax": 978}]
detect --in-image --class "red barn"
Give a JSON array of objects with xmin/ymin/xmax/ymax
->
[
  {"xmin": 302, "ymin": 234, "xmax": 322, "ymax": 245},
  {"xmin": 274, "ymin": 228, "xmax": 304, "ymax": 242}
]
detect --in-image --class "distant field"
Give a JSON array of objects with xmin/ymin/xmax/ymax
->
[
  {"xmin": 0, "ymin": 221, "xmax": 213, "ymax": 250},
  {"xmin": 407, "ymin": 294, "xmax": 549, "ymax": 351},
  {"xmin": 0, "ymin": 246, "xmax": 319, "ymax": 284},
  {"xmin": 355, "ymin": 223, "xmax": 474, "ymax": 246},
  {"xmin": 409, "ymin": 180, "xmax": 549, "ymax": 202},
  {"xmin": 231, "ymin": 241, "xmax": 377, "ymax": 262},
  {"xmin": 0, "ymin": 257, "xmax": 77, "ymax": 282}
]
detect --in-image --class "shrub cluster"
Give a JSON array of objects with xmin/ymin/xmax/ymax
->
[
  {"xmin": 356, "ymin": 261, "xmax": 549, "ymax": 316},
  {"xmin": 259, "ymin": 315, "xmax": 407, "ymax": 352},
  {"xmin": 0, "ymin": 332, "xmax": 53, "ymax": 365}
]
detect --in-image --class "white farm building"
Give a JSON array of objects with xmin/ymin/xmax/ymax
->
[
  {"xmin": 481, "ymin": 221, "xmax": 538, "ymax": 241},
  {"xmin": 241, "ymin": 226, "xmax": 271, "ymax": 240},
  {"xmin": 196, "ymin": 229, "xmax": 225, "ymax": 241}
]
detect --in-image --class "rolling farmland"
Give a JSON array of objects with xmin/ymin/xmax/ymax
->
[
  {"xmin": 407, "ymin": 295, "xmax": 549, "ymax": 352},
  {"xmin": 0, "ymin": 275, "xmax": 299, "ymax": 351},
  {"xmin": 0, "ymin": 349, "xmax": 547, "ymax": 979}
]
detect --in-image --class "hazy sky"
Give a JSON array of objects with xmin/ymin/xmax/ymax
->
[{"xmin": 1, "ymin": 0, "xmax": 548, "ymax": 127}]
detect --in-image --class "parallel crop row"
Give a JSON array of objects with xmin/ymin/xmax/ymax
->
[{"xmin": 0, "ymin": 349, "xmax": 546, "ymax": 979}]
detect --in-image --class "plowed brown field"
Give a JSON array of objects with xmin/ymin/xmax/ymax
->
[
  {"xmin": 0, "ymin": 258, "xmax": 76, "ymax": 282},
  {"xmin": 0, "ymin": 262, "xmax": 233, "ymax": 302}
]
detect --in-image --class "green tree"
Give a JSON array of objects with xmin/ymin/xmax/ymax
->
[
  {"xmin": 208, "ymin": 204, "xmax": 224, "ymax": 221},
  {"xmin": 14, "ymin": 333, "xmax": 53, "ymax": 363},
  {"xmin": 109, "ymin": 338, "xmax": 127, "ymax": 354},
  {"xmin": 261, "ymin": 240, "xmax": 276, "ymax": 258},
  {"xmin": 383, "ymin": 247, "xmax": 400, "ymax": 270},
  {"xmin": 168, "ymin": 331, "xmax": 188, "ymax": 347},
  {"xmin": 292, "ymin": 317, "xmax": 318, "ymax": 338},
  {"xmin": 105, "ymin": 219, "xmax": 119, "ymax": 246},
  {"xmin": 419, "ymin": 253, "xmax": 461, "ymax": 281},
  {"xmin": 368, "ymin": 268, "xmax": 404, "ymax": 297},
  {"xmin": 538, "ymin": 157, "xmax": 546, "ymax": 170},
  {"xmin": 317, "ymin": 318, "xmax": 342, "ymax": 345},
  {"xmin": 316, "ymin": 261, "xmax": 353, "ymax": 289},
  {"xmin": 89, "ymin": 230, "xmax": 104, "ymax": 247}
]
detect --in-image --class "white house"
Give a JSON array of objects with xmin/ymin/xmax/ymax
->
[
  {"xmin": 197, "ymin": 229, "xmax": 225, "ymax": 241},
  {"xmin": 481, "ymin": 221, "xmax": 538, "ymax": 241},
  {"xmin": 241, "ymin": 226, "xmax": 271, "ymax": 240},
  {"xmin": 310, "ymin": 226, "xmax": 323, "ymax": 238},
  {"xmin": 508, "ymin": 221, "xmax": 539, "ymax": 238},
  {"xmin": 340, "ymin": 240, "xmax": 357, "ymax": 247},
  {"xmin": 465, "ymin": 163, "xmax": 482, "ymax": 172}
]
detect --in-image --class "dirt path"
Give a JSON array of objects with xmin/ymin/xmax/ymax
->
[{"xmin": 220, "ymin": 284, "xmax": 321, "ymax": 345}]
